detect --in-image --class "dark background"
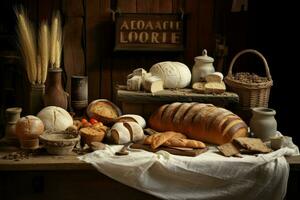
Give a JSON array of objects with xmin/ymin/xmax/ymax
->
[{"xmin": 0, "ymin": 0, "xmax": 299, "ymax": 145}]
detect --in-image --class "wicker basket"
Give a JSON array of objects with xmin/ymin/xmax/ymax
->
[{"xmin": 224, "ymin": 49, "xmax": 273, "ymax": 109}]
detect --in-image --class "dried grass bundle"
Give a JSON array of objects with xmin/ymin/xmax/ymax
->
[
  {"xmin": 50, "ymin": 11, "xmax": 62, "ymax": 68},
  {"xmin": 16, "ymin": 6, "xmax": 63, "ymax": 84},
  {"xmin": 39, "ymin": 21, "xmax": 49, "ymax": 83},
  {"xmin": 55, "ymin": 22, "xmax": 62, "ymax": 68},
  {"xmin": 15, "ymin": 7, "xmax": 37, "ymax": 84},
  {"xmin": 37, "ymin": 55, "xmax": 42, "ymax": 84}
]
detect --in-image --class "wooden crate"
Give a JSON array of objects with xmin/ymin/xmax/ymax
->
[{"xmin": 116, "ymin": 85, "xmax": 239, "ymax": 119}]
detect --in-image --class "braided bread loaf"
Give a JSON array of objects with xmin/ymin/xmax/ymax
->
[{"xmin": 148, "ymin": 102, "xmax": 248, "ymax": 145}]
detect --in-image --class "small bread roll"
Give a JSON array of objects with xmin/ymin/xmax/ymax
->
[{"xmin": 110, "ymin": 122, "xmax": 131, "ymax": 144}]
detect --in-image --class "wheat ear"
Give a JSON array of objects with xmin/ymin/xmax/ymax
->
[
  {"xmin": 39, "ymin": 22, "xmax": 49, "ymax": 83},
  {"xmin": 15, "ymin": 7, "xmax": 37, "ymax": 84}
]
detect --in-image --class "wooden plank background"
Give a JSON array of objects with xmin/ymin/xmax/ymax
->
[
  {"xmin": 3, "ymin": 0, "xmax": 299, "ymax": 146},
  {"xmin": 1, "ymin": 0, "xmax": 216, "ymax": 103}
]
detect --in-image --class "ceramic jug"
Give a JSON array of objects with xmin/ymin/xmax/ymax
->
[
  {"xmin": 250, "ymin": 107, "xmax": 277, "ymax": 142},
  {"xmin": 44, "ymin": 68, "xmax": 68, "ymax": 110},
  {"xmin": 192, "ymin": 49, "xmax": 215, "ymax": 83}
]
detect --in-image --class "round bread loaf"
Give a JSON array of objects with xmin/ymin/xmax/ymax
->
[
  {"xmin": 37, "ymin": 106, "xmax": 73, "ymax": 131},
  {"xmin": 148, "ymin": 103, "xmax": 248, "ymax": 145},
  {"xmin": 149, "ymin": 61, "xmax": 191, "ymax": 88},
  {"xmin": 16, "ymin": 115, "xmax": 45, "ymax": 149},
  {"xmin": 16, "ymin": 115, "xmax": 44, "ymax": 139}
]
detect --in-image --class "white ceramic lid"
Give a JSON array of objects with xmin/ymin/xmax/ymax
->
[{"xmin": 194, "ymin": 49, "xmax": 214, "ymax": 62}]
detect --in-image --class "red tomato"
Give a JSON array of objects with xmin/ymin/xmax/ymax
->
[
  {"xmin": 81, "ymin": 118, "xmax": 88, "ymax": 124},
  {"xmin": 89, "ymin": 118, "xmax": 98, "ymax": 125},
  {"xmin": 82, "ymin": 122, "xmax": 92, "ymax": 127}
]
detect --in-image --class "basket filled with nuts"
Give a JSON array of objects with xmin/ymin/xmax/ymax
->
[{"xmin": 224, "ymin": 49, "xmax": 273, "ymax": 109}]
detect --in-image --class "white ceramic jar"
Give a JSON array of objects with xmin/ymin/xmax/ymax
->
[
  {"xmin": 192, "ymin": 49, "xmax": 215, "ymax": 83},
  {"xmin": 250, "ymin": 107, "xmax": 277, "ymax": 142}
]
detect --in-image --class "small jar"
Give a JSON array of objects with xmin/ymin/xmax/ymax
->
[
  {"xmin": 71, "ymin": 75, "xmax": 88, "ymax": 116},
  {"xmin": 192, "ymin": 49, "xmax": 215, "ymax": 83},
  {"xmin": 250, "ymin": 107, "xmax": 277, "ymax": 142},
  {"xmin": 5, "ymin": 107, "xmax": 22, "ymax": 144}
]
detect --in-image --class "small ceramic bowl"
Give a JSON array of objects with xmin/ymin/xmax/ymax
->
[{"xmin": 39, "ymin": 130, "xmax": 80, "ymax": 155}]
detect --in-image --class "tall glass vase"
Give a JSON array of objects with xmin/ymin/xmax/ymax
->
[
  {"xmin": 44, "ymin": 68, "xmax": 68, "ymax": 110},
  {"xmin": 29, "ymin": 84, "xmax": 45, "ymax": 115}
]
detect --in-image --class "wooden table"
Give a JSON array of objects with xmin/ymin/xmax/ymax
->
[
  {"xmin": 0, "ymin": 143, "xmax": 158, "ymax": 200},
  {"xmin": 0, "ymin": 143, "xmax": 299, "ymax": 200}
]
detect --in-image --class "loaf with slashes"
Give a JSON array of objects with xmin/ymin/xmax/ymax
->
[{"xmin": 148, "ymin": 102, "xmax": 248, "ymax": 145}]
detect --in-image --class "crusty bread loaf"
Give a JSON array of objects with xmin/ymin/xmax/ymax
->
[
  {"xmin": 163, "ymin": 138, "xmax": 206, "ymax": 149},
  {"xmin": 144, "ymin": 131, "xmax": 186, "ymax": 149},
  {"xmin": 148, "ymin": 103, "xmax": 248, "ymax": 145},
  {"xmin": 144, "ymin": 136, "xmax": 206, "ymax": 149},
  {"xmin": 80, "ymin": 127, "xmax": 105, "ymax": 145}
]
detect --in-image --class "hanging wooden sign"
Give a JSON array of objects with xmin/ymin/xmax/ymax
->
[{"xmin": 114, "ymin": 13, "xmax": 184, "ymax": 51}]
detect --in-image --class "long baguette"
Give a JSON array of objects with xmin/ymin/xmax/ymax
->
[
  {"xmin": 144, "ymin": 131, "xmax": 186, "ymax": 149},
  {"xmin": 149, "ymin": 102, "xmax": 248, "ymax": 145},
  {"xmin": 163, "ymin": 138, "xmax": 206, "ymax": 149},
  {"xmin": 144, "ymin": 136, "xmax": 205, "ymax": 149}
]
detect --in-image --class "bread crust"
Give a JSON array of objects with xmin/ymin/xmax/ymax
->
[{"xmin": 148, "ymin": 103, "xmax": 248, "ymax": 145}]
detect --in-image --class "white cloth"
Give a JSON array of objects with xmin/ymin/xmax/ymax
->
[{"xmin": 79, "ymin": 138, "xmax": 298, "ymax": 200}]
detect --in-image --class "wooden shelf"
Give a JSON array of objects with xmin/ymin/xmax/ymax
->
[{"xmin": 116, "ymin": 85, "xmax": 239, "ymax": 119}]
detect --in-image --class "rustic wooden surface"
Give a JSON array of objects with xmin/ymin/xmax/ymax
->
[
  {"xmin": 0, "ymin": 153, "xmax": 92, "ymax": 171},
  {"xmin": 286, "ymin": 155, "xmax": 300, "ymax": 171},
  {"xmin": 0, "ymin": 170, "xmax": 159, "ymax": 200},
  {"xmin": 117, "ymin": 85, "xmax": 239, "ymax": 104},
  {"xmin": 117, "ymin": 85, "xmax": 240, "ymax": 118},
  {"xmin": 0, "ymin": 143, "xmax": 299, "ymax": 200}
]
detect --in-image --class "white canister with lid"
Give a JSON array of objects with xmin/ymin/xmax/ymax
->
[{"xmin": 192, "ymin": 49, "xmax": 215, "ymax": 83}]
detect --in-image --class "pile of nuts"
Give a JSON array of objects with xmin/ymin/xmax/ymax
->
[{"xmin": 233, "ymin": 72, "xmax": 268, "ymax": 83}]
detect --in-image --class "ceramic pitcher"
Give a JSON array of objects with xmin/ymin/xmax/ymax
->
[
  {"xmin": 192, "ymin": 49, "xmax": 215, "ymax": 83},
  {"xmin": 250, "ymin": 107, "xmax": 277, "ymax": 141},
  {"xmin": 44, "ymin": 68, "xmax": 68, "ymax": 110}
]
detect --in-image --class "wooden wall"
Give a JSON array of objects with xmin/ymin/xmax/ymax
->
[
  {"xmin": 3, "ymin": 0, "xmax": 216, "ymax": 102},
  {"xmin": 1, "ymin": 0, "xmax": 299, "ymax": 145},
  {"xmin": 84, "ymin": 0, "xmax": 215, "ymax": 103}
]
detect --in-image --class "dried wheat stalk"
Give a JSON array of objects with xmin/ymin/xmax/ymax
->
[
  {"xmin": 50, "ymin": 11, "xmax": 62, "ymax": 68},
  {"xmin": 15, "ymin": 7, "xmax": 37, "ymax": 84},
  {"xmin": 55, "ymin": 21, "xmax": 62, "ymax": 68},
  {"xmin": 39, "ymin": 21, "xmax": 49, "ymax": 83},
  {"xmin": 36, "ymin": 55, "xmax": 42, "ymax": 84}
]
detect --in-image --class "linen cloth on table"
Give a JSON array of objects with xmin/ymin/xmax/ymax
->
[{"xmin": 79, "ymin": 137, "xmax": 298, "ymax": 200}]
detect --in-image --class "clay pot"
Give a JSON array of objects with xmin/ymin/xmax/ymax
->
[
  {"xmin": 44, "ymin": 68, "xmax": 68, "ymax": 110},
  {"xmin": 250, "ymin": 107, "xmax": 277, "ymax": 142},
  {"xmin": 5, "ymin": 107, "xmax": 22, "ymax": 144},
  {"xmin": 15, "ymin": 115, "xmax": 44, "ymax": 149}
]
